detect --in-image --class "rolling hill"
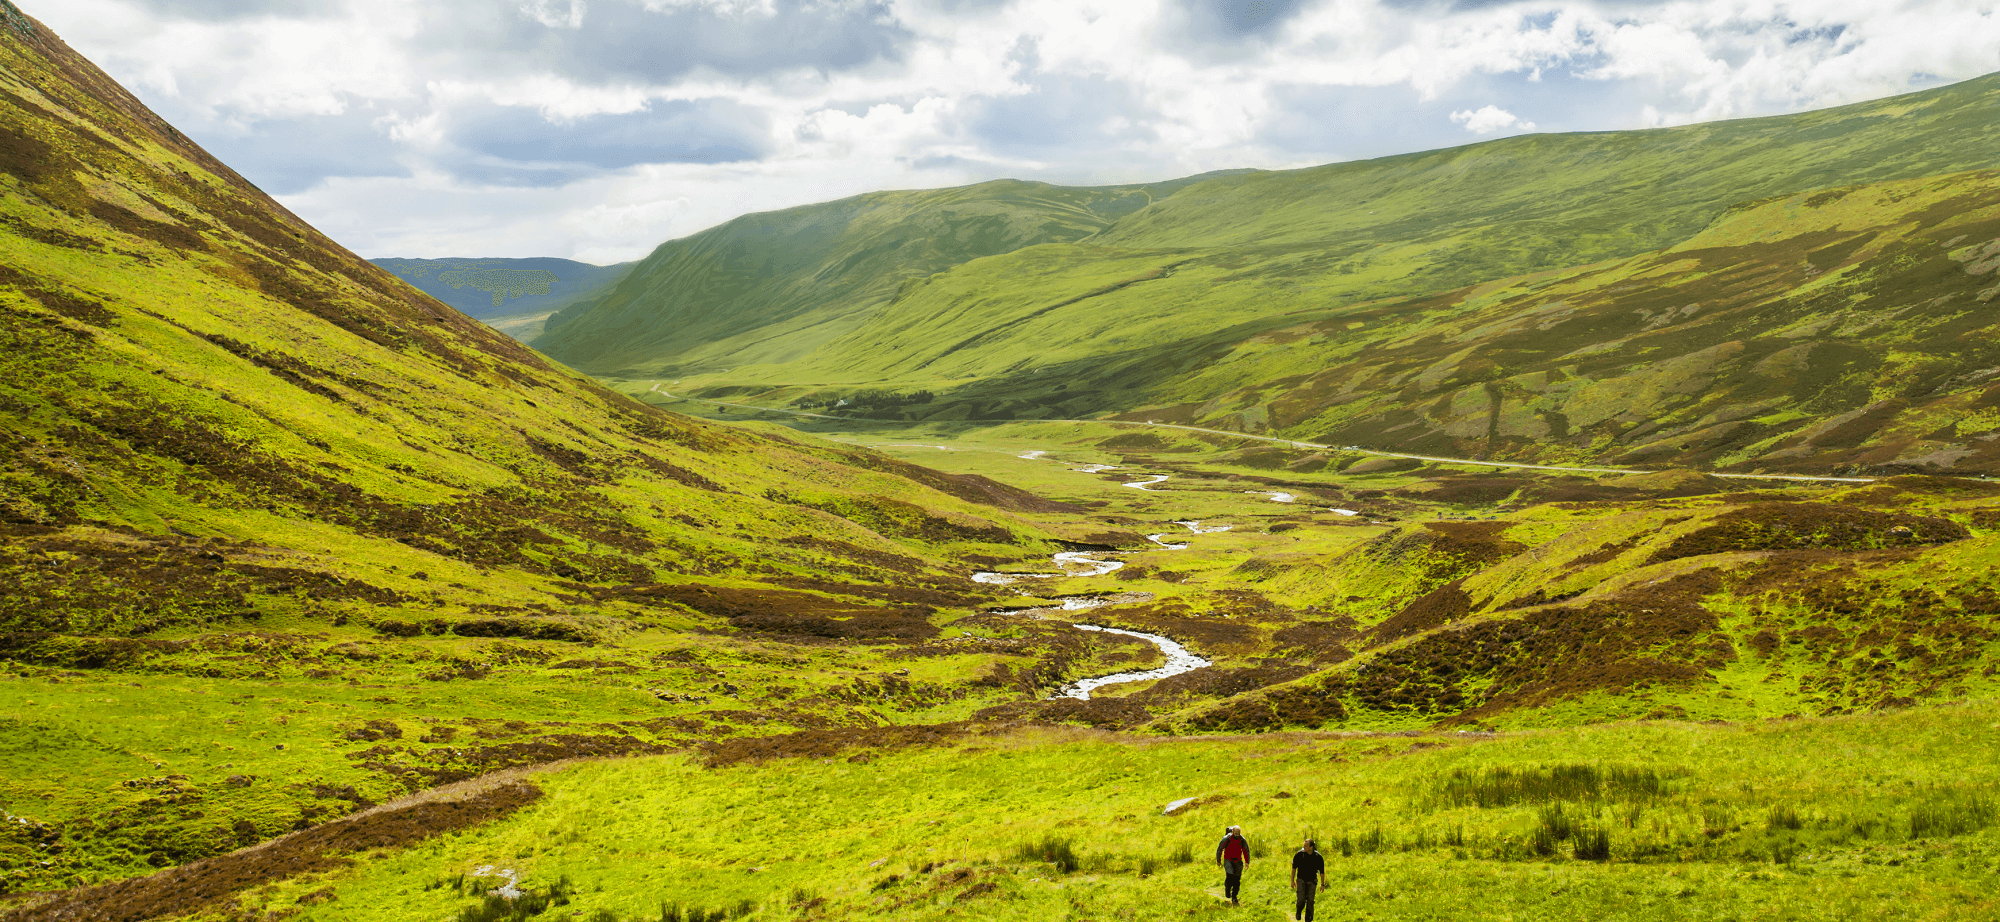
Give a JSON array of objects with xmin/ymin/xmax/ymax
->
[
  {"xmin": 533, "ymin": 172, "xmax": 1248, "ymax": 375},
  {"xmin": 538, "ymin": 70, "xmax": 2000, "ymax": 475}
]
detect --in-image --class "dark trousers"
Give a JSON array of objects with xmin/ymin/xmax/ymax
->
[
  {"xmin": 1295, "ymin": 882, "xmax": 1318, "ymax": 921},
  {"xmin": 1222, "ymin": 861, "xmax": 1243, "ymax": 900}
]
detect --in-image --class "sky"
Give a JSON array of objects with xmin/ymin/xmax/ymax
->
[{"xmin": 33, "ymin": 0, "xmax": 2000, "ymax": 264}]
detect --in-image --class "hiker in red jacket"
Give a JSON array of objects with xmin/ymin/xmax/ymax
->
[{"xmin": 1215, "ymin": 825, "xmax": 1251, "ymax": 904}]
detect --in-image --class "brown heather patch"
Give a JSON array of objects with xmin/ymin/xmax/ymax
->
[
  {"xmin": 973, "ymin": 697, "xmax": 1154, "ymax": 730},
  {"xmin": 1270, "ymin": 615, "xmax": 1360, "ymax": 663},
  {"xmin": 0, "ymin": 780, "xmax": 542, "ymax": 922},
  {"xmin": 346, "ymin": 736, "xmax": 668, "ymax": 788},
  {"xmin": 1082, "ymin": 600, "xmax": 1262, "ymax": 656},
  {"xmin": 776, "ymin": 535, "xmax": 930, "ymax": 575},
  {"xmin": 83, "ymin": 200, "xmax": 205, "ymax": 253},
  {"xmin": 636, "ymin": 584, "xmax": 941, "ymax": 643},
  {"xmin": 824, "ymin": 448, "xmax": 1084, "ymax": 514},
  {"xmin": 0, "ymin": 265, "xmax": 114, "ymax": 326},
  {"xmin": 1876, "ymin": 474, "xmax": 2000, "ymax": 498},
  {"xmin": 1127, "ymin": 664, "xmax": 1313, "ymax": 709},
  {"xmin": 1726, "ymin": 553, "xmax": 2000, "ymax": 713},
  {"xmin": 1397, "ymin": 477, "xmax": 1525, "ymax": 506},
  {"xmin": 0, "ymin": 530, "xmax": 405, "ymax": 635},
  {"xmin": 1648, "ymin": 502, "xmax": 1969, "ymax": 563},
  {"xmin": 1184, "ymin": 571, "xmax": 1727, "ymax": 732},
  {"xmin": 1423, "ymin": 521, "xmax": 1526, "ymax": 562},
  {"xmin": 1370, "ymin": 579, "xmax": 1473, "ymax": 644},
  {"xmin": 766, "ymin": 491, "xmax": 1019, "ymax": 545},
  {"xmin": 193, "ymin": 331, "xmax": 384, "ymax": 405}
]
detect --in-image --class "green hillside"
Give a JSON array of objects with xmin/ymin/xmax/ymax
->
[
  {"xmin": 533, "ymin": 173, "xmax": 1246, "ymax": 375},
  {"xmin": 720, "ymin": 167, "xmax": 1999, "ymax": 475},
  {"xmin": 9, "ymin": 6, "xmax": 2000, "ymax": 921},
  {"xmin": 369, "ymin": 257, "xmax": 634, "ymax": 321},
  {"xmin": 0, "ymin": 10, "xmax": 1105, "ymax": 897},
  {"xmin": 548, "ymin": 71, "xmax": 2000, "ymax": 474}
]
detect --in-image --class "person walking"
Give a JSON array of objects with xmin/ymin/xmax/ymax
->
[
  {"xmin": 1215, "ymin": 825, "xmax": 1251, "ymax": 905},
  {"xmin": 1290, "ymin": 837, "xmax": 1327, "ymax": 921}
]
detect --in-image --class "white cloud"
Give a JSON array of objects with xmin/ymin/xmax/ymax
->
[
  {"xmin": 519, "ymin": 0, "xmax": 588, "ymax": 29},
  {"xmin": 29, "ymin": 0, "xmax": 2000, "ymax": 261},
  {"xmin": 1450, "ymin": 104, "xmax": 1535, "ymax": 135}
]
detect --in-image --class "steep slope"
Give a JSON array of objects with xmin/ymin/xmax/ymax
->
[
  {"xmin": 533, "ymin": 173, "xmax": 1243, "ymax": 375},
  {"xmin": 0, "ymin": 15, "xmax": 1075, "ymax": 660},
  {"xmin": 369, "ymin": 257, "xmax": 634, "ymax": 320}
]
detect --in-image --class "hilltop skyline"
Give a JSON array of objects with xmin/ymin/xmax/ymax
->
[{"xmin": 33, "ymin": 0, "xmax": 2000, "ymax": 263}]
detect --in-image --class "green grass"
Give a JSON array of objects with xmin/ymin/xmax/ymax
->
[{"xmin": 228, "ymin": 701, "xmax": 2000, "ymax": 921}]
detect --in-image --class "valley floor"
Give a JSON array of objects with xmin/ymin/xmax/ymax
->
[{"xmin": 7, "ymin": 417, "xmax": 2000, "ymax": 921}]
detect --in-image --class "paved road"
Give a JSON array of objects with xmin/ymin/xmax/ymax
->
[{"xmin": 643, "ymin": 386, "xmax": 1877, "ymax": 485}]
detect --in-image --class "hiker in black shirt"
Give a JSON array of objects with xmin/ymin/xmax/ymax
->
[{"xmin": 1290, "ymin": 837, "xmax": 1326, "ymax": 921}]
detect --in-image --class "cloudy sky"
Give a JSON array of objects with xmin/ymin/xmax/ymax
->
[{"xmin": 35, "ymin": 0, "xmax": 2000, "ymax": 264}]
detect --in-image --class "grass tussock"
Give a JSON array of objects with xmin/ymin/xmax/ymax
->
[
  {"xmin": 1012, "ymin": 835, "xmax": 1080, "ymax": 873},
  {"xmin": 1423, "ymin": 763, "xmax": 1679, "ymax": 810}
]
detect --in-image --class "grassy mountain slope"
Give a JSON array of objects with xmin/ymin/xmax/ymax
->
[
  {"xmin": 0, "ymin": 10, "xmax": 1124, "ymax": 895},
  {"xmin": 1110, "ymin": 168, "xmax": 2000, "ymax": 474},
  {"xmin": 1096, "ymin": 70, "xmax": 2000, "ymax": 259},
  {"xmin": 30, "ymin": 407, "xmax": 2000, "ymax": 920},
  {"xmin": 571, "ymin": 72, "xmax": 2000, "ymax": 473},
  {"xmin": 654, "ymin": 164, "xmax": 2000, "ymax": 474},
  {"xmin": 369, "ymin": 257, "xmax": 634, "ymax": 320},
  {"xmin": 1168, "ymin": 474, "xmax": 2000, "ymax": 733},
  {"xmin": 0, "ymin": 13, "xmax": 1053, "ymax": 631},
  {"xmin": 533, "ymin": 173, "xmax": 1243, "ymax": 375}
]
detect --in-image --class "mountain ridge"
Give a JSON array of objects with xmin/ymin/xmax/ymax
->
[{"xmin": 370, "ymin": 256, "xmax": 634, "ymax": 321}]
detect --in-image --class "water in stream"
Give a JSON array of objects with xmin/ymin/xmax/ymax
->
[{"xmin": 1051, "ymin": 625, "xmax": 1211, "ymax": 700}]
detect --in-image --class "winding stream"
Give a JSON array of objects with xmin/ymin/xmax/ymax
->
[
  {"xmin": 1147, "ymin": 520, "xmax": 1231, "ymax": 549},
  {"xmin": 967, "ymin": 453, "xmax": 1221, "ymax": 699},
  {"xmin": 1052, "ymin": 625, "xmax": 1211, "ymax": 700}
]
